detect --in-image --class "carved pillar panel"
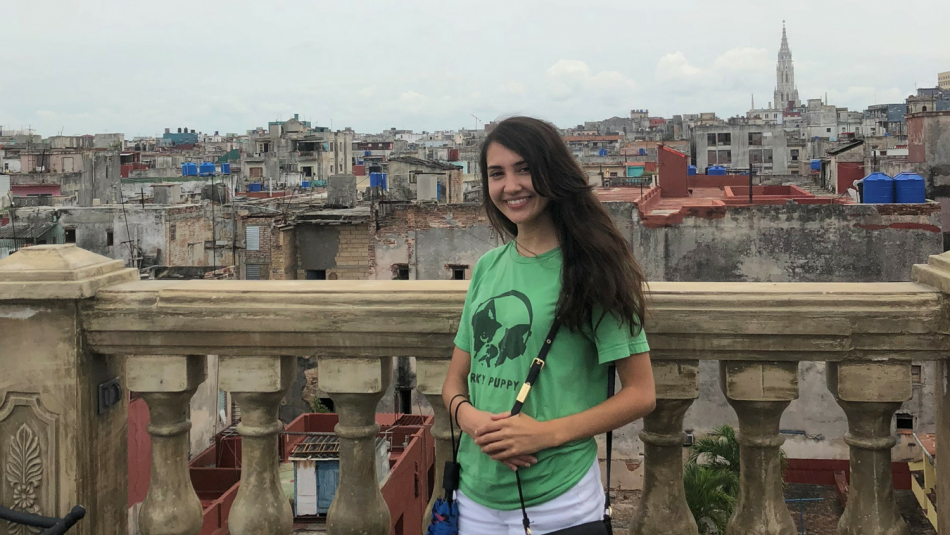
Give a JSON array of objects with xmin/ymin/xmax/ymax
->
[
  {"xmin": 416, "ymin": 358, "xmax": 456, "ymax": 529},
  {"xmin": 220, "ymin": 356, "xmax": 296, "ymax": 535},
  {"xmin": 318, "ymin": 357, "xmax": 392, "ymax": 535},
  {"xmin": 0, "ymin": 393, "xmax": 59, "ymax": 535},
  {"xmin": 127, "ymin": 355, "xmax": 207, "ymax": 535},
  {"xmin": 632, "ymin": 360, "xmax": 700, "ymax": 535},
  {"xmin": 721, "ymin": 361, "xmax": 799, "ymax": 535},
  {"xmin": 828, "ymin": 362, "xmax": 911, "ymax": 535}
]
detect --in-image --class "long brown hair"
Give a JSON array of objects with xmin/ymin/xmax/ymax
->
[{"xmin": 479, "ymin": 116, "xmax": 647, "ymax": 335}]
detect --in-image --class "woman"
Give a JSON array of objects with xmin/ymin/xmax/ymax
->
[{"xmin": 442, "ymin": 116, "xmax": 657, "ymax": 535}]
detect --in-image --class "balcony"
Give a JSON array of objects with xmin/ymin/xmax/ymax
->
[{"xmin": 0, "ymin": 244, "xmax": 948, "ymax": 535}]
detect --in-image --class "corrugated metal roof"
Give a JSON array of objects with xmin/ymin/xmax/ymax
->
[{"xmin": 0, "ymin": 221, "xmax": 57, "ymax": 239}]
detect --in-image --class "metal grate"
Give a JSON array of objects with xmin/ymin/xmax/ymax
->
[{"xmin": 290, "ymin": 433, "xmax": 341, "ymax": 460}]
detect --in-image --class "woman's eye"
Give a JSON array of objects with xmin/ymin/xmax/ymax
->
[{"xmin": 518, "ymin": 167, "xmax": 530, "ymax": 174}]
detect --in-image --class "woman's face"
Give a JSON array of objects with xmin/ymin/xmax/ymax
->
[{"xmin": 486, "ymin": 142, "xmax": 549, "ymax": 226}]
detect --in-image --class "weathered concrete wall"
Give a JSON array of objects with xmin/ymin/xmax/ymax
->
[
  {"xmin": 297, "ymin": 225, "xmax": 340, "ymax": 271},
  {"xmin": 620, "ymin": 202, "xmax": 942, "ymax": 282},
  {"xmin": 189, "ymin": 356, "xmax": 223, "ymax": 458},
  {"xmin": 373, "ymin": 204, "xmax": 497, "ymax": 280},
  {"xmin": 80, "ymin": 152, "xmax": 121, "ymax": 207}
]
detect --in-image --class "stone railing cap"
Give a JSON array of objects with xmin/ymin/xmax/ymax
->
[{"xmin": 0, "ymin": 244, "xmax": 138, "ymax": 300}]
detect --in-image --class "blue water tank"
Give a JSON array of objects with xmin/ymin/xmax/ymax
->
[
  {"xmin": 381, "ymin": 173, "xmax": 388, "ymax": 190},
  {"xmin": 598, "ymin": 148, "xmax": 608, "ymax": 157},
  {"xmin": 199, "ymin": 162, "xmax": 215, "ymax": 176},
  {"xmin": 687, "ymin": 165, "xmax": 697, "ymax": 176},
  {"xmin": 301, "ymin": 181, "xmax": 310, "ymax": 188},
  {"xmin": 862, "ymin": 173, "xmax": 894, "ymax": 204},
  {"xmin": 810, "ymin": 159, "xmax": 821, "ymax": 171},
  {"xmin": 364, "ymin": 150, "xmax": 372, "ymax": 156},
  {"xmin": 187, "ymin": 162, "xmax": 198, "ymax": 176},
  {"xmin": 221, "ymin": 163, "xmax": 231, "ymax": 175},
  {"xmin": 369, "ymin": 172, "xmax": 381, "ymax": 188},
  {"xmin": 708, "ymin": 166, "xmax": 726, "ymax": 176},
  {"xmin": 181, "ymin": 163, "xmax": 189, "ymax": 176},
  {"xmin": 248, "ymin": 183, "xmax": 262, "ymax": 192},
  {"xmin": 638, "ymin": 148, "xmax": 646, "ymax": 156},
  {"xmin": 894, "ymin": 172, "xmax": 926, "ymax": 204}
]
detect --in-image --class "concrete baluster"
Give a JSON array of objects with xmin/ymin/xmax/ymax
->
[
  {"xmin": 221, "ymin": 356, "xmax": 295, "ymax": 535},
  {"xmin": 319, "ymin": 357, "xmax": 393, "ymax": 535},
  {"xmin": 828, "ymin": 362, "xmax": 911, "ymax": 535},
  {"xmin": 632, "ymin": 360, "xmax": 700, "ymax": 535},
  {"xmin": 128, "ymin": 356, "xmax": 207, "ymax": 535},
  {"xmin": 416, "ymin": 358, "xmax": 458, "ymax": 529},
  {"xmin": 721, "ymin": 361, "xmax": 798, "ymax": 535}
]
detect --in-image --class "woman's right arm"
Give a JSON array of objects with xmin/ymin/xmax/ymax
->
[{"xmin": 442, "ymin": 345, "xmax": 485, "ymax": 436}]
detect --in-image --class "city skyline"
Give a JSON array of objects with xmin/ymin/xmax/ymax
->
[{"xmin": 2, "ymin": 0, "xmax": 948, "ymax": 137}]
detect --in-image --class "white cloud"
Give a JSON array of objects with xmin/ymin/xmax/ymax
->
[
  {"xmin": 499, "ymin": 81, "xmax": 527, "ymax": 95},
  {"xmin": 656, "ymin": 52, "xmax": 705, "ymax": 84},
  {"xmin": 713, "ymin": 47, "xmax": 771, "ymax": 72},
  {"xmin": 545, "ymin": 60, "xmax": 636, "ymax": 102},
  {"xmin": 358, "ymin": 86, "xmax": 377, "ymax": 98}
]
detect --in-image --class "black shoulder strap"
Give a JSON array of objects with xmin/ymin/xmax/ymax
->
[
  {"xmin": 510, "ymin": 318, "xmax": 560, "ymax": 417},
  {"xmin": 604, "ymin": 364, "xmax": 616, "ymax": 515}
]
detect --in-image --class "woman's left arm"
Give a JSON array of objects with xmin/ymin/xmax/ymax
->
[{"xmin": 474, "ymin": 352, "xmax": 656, "ymax": 460}]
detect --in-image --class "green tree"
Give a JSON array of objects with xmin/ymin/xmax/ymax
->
[
  {"xmin": 689, "ymin": 425, "xmax": 741, "ymax": 496},
  {"xmin": 683, "ymin": 463, "xmax": 736, "ymax": 535}
]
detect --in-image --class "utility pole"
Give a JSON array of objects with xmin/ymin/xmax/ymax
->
[{"xmin": 749, "ymin": 164, "xmax": 755, "ymax": 204}]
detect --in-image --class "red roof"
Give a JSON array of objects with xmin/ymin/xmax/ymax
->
[{"xmin": 11, "ymin": 184, "xmax": 61, "ymax": 196}]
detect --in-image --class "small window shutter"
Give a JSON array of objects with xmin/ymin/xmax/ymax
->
[
  {"xmin": 246, "ymin": 226, "xmax": 260, "ymax": 251},
  {"xmin": 246, "ymin": 265, "xmax": 261, "ymax": 280}
]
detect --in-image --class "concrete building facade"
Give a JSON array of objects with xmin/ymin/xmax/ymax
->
[{"xmin": 693, "ymin": 124, "xmax": 791, "ymax": 174}]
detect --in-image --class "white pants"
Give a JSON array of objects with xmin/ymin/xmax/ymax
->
[{"xmin": 457, "ymin": 461, "xmax": 604, "ymax": 535}]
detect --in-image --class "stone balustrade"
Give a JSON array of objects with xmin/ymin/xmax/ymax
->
[{"xmin": 1, "ymin": 244, "xmax": 949, "ymax": 535}]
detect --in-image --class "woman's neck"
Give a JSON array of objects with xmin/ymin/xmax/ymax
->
[{"xmin": 514, "ymin": 212, "xmax": 559, "ymax": 257}]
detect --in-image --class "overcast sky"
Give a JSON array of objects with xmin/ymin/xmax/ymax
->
[{"xmin": 4, "ymin": 0, "xmax": 949, "ymax": 137}]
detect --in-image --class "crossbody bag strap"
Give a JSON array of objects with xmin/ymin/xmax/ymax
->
[
  {"xmin": 604, "ymin": 364, "xmax": 616, "ymax": 517},
  {"xmin": 513, "ymin": 319, "xmax": 561, "ymax": 535}
]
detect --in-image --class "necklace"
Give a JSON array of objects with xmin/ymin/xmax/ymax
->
[{"xmin": 514, "ymin": 240, "xmax": 541, "ymax": 258}]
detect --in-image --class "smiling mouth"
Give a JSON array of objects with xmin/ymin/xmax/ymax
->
[{"xmin": 505, "ymin": 197, "xmax": 530, "ymax": 208}]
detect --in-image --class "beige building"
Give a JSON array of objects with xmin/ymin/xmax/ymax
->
[{"xmin": 939, "ymin": 70, "xmax": 950, "ymax": 90}]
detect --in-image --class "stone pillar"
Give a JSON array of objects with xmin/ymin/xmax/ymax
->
[
  {"xmin": 720, "ymin": 361, "xmax": 798, "ymax": 535},
  {"xmin": 828, "ymin": 362, "xmax": 911, "ymax": 535},
  {"xmin": 0, "ymin": 245, "xmax": 137, "ymax": 532},
  {"xmin": 937, "ymin": 360, "xmax": 949, "ymax": 533},
  {"xmin": 127, "ymin": 356, "xmax": 207, "ymax": 535},
  {"xmin": 416, "ymin": 358, "xmax": 458, "ymax": 529},
  {"xmin": 319, "ymin": 357, "xmax": 393, "ymax": 535},
  {"xmin": 632, "ymin": 360, "xmax": 700, "ymax": 535},
  {"xmin": 220, "ymin": 356, "xmax": 296, "ymax": 535}
]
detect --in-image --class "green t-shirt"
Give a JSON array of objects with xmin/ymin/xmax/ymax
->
[{"xmin": 453, "ymin": 241, "xmax": 650, "ymax": 510}]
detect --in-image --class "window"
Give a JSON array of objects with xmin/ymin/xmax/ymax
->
[
  {"xmin": 707, "ymin": 133, "xmax": 717, "ymax": 146},
  {"xmin": 107, "ymin": 231, "xmax": 114, "ymax": 246},
  {"xmin": 246, "ymin": 264, "xmax": 261, "ymax": 280},
  {"xmin": 394, "ymin": 264, "xmax": 409, "ymax": 280},
  {"xmin": 246, "ymin": 226, "xmax": 260, "ymax": 251},
  {"xmin": 826, "ymin": 128, "xmax": 832, "ymax": 133},
  {"xmin": 409, "ymin": 173, "xmax": 418, "ymax": 184},
  {"xmin": 717, "ymin": 133, "xmax": 731, "ymax": 145},
  {"xmin": 64, "ymin": 229, "xmax": 76, "ymax": 243},
  {"xmin": 790, "ymin": 149, "xmax": 799, "ymax": 161},
  {"xmin": 306, "ymin": 270, "xmax": 327, "ymax": 280},
  {"xmin": 303, "ymin": 166, "xmax": 313, "ymax": 177},
  {"xmin": 749, "ymin": 132, "xmax": 764, "ymax": 146},
  {"xmin": 718, "ymin": 150, "xmax": 732, "ymax": 164},
  {"xmin": 911, "ymin": 365, "xmax": 922, "ymax": 384},
  {"xmin": 169, "ymin": 224, "xmax": 176, "ymax": 241},
  {"xmin": 896, "ymin": 414, "xmax": 914, "ymax": 431},
  {"xmin": 450, "ymin": 266, "xmax": 467, "ymax": 280},
  {"xmin": 250, "ymin": 167, "xmax": 263, "ymax": 178}
]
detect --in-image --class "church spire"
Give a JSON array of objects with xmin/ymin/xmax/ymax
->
[{"xmin": 774, "ymin": 21, "xmax": 800, "ymax": 111}]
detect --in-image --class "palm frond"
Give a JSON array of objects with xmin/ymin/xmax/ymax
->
[{"xmin": 683, "ymin": 463, "xmax": 736, "ymax": 535}]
